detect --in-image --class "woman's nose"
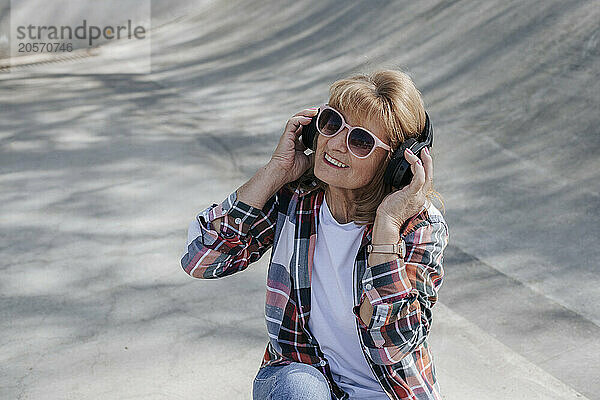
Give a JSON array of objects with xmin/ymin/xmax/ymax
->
[{"xmin": 328, "ymin": 127, "xmax": 349, "ymax": 152}]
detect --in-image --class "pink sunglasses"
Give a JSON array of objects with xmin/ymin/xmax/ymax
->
[{"xmin": 317, "ymin": 104, "xmax": 391, "ymax": 159}]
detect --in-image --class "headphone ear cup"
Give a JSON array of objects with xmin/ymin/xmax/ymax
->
[
  {"xmin": 301, "ymin": 116, "xmax": 318, "ymax": 150},
  {"xmin": 383, "ymin": 113, "xmax": 434, "ymax": 188},
  {"xmin": 384, "ymin": 138, "xmax": 416, "ymax": 189}
]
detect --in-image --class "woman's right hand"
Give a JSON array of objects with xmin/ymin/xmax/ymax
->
[{"xmin": 268, "ymin": 107, "xmax": 319, "ymax": 184}]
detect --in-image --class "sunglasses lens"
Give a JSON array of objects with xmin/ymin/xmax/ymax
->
[
  {"xmin": 349, "ymin": 129, "xmax": 375, "ymax": 157},
  {"xmin": 317, "ymin": 109, "xmax": 342, "ymax": 136}
]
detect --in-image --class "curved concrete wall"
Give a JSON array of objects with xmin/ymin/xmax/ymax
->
[{"xmin": 0, "ymin": 0, "xmax": 598, "ymax": 398}]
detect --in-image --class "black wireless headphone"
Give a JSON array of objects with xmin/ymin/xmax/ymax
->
[{"xmin": 300, "ymin": 110, "xmax": 433, "ymax": 189}]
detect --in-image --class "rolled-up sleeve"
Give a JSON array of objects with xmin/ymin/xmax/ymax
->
[
  {"xmin": 353, "ymin": 218, "xmax": 449, "ymax": 365},
  {"xmin": 181, "ymin": 188, "xmax": 279, "ymax": 279}
]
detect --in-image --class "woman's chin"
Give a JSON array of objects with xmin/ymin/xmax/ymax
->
[
  {"xmin": 315, "ymin": 164, "xmax": 343, "ymax": 186},
  {"xmin": 314, "ymin": 162, "xmax": 332, "ymax": 179}
]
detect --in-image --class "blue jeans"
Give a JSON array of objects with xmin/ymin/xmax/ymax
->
[{"xmin": 252, "ymin": 362, "xmax": 332, "ymax": 400}]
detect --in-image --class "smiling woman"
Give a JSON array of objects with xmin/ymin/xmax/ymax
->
[
  {"xmin": 294, "ymin": 70, "xmax": 443, "ymax": 225},
  {"xmin": 181, "ymin": 69, "xmax": 450, "ymax": 400}
]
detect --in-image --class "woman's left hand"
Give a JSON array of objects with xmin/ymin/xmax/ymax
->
[
  {"xmin": 360, "ymin": 147, "xmax": 433, "ymax": 326},
  {"xmin": 376, "ymin": 147, "xmax": 433, "ymax": 229}
]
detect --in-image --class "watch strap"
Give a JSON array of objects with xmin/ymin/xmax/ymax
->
[{"xmin": 367, "ymin": 240, "xmax": 406, "ymax": 257}]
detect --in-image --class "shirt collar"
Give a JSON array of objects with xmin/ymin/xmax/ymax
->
[{"xmin": 293, "ymin": 182, "xmax": 375, "ymax": 249}]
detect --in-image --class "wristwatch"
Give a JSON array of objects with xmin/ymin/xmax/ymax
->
[{"xmin": 367, "ymin": 240, "xmax": 406, "ymax": 257}]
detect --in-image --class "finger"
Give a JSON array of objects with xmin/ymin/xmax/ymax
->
[
  {"xmin": 404, "ymin": 148, "xmax": 425, "ymax": 194},
  {"xmin": 286, "ymin": 115, "xmax": 313, "ymax": 135},
  {"xmin": 409, "ymin": 161, "xmax": 426, "ymax": 194},
  {"xmin": 420, "ymin": 147, "xmax": 433, "ymax": 190},
  {"xmin": 294, "ymin": 106, "xmax": 319, "ymax": 118},
  {"xmin": 404, "ymin": 147, "xmax": 421, "ymax": 166}
]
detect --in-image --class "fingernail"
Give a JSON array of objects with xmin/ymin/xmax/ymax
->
[
  {"xmin": 424, "ymin": 147, "xmax": 430, "ymax": 155},
  {"xmin": 417, "ymin": 159, "xmax": 422, "ymax": 165},
  {"xmin": 406, "ymin": 148, "xmax": 414, "ymax": 155}
]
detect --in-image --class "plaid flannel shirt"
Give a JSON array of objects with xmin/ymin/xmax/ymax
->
[{"xmin": 181, "ymin": 182, "xmax": 449, "ymax": 400}]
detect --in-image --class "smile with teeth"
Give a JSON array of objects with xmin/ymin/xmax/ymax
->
[{"xmin": 324, "ymin": 152, "xmax": 349, "ymax": 168}]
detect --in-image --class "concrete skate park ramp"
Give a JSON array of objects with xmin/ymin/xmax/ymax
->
[{"xmin": 1, "ymin": 0, "xmax": 598, "ymax": 399}]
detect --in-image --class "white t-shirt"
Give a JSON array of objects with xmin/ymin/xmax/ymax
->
[{"xmin": 307, "ymin": 196, "xmax": 388, "ymax": 399}]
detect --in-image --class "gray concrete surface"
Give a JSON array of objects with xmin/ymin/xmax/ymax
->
[{"xmin": 1, "ymin": 0, "xmax": 598, "ymax": 399}]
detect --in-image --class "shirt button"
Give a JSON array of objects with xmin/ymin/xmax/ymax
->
[
  {"xmin": 365, "ymin": 283, "xmax": 373, "ymax": 291},
  {"xmin": 234, "ymin": 217, "xmax": 242, "ymax": 224},
  {"xmin": 319, "ymin": 360, "xmax": 327, "ymax": 367}
]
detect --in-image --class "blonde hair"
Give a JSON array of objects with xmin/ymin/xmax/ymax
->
[{"xmin": 288, "ymin": 69, "xmax": 445, "ymax": 225}]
